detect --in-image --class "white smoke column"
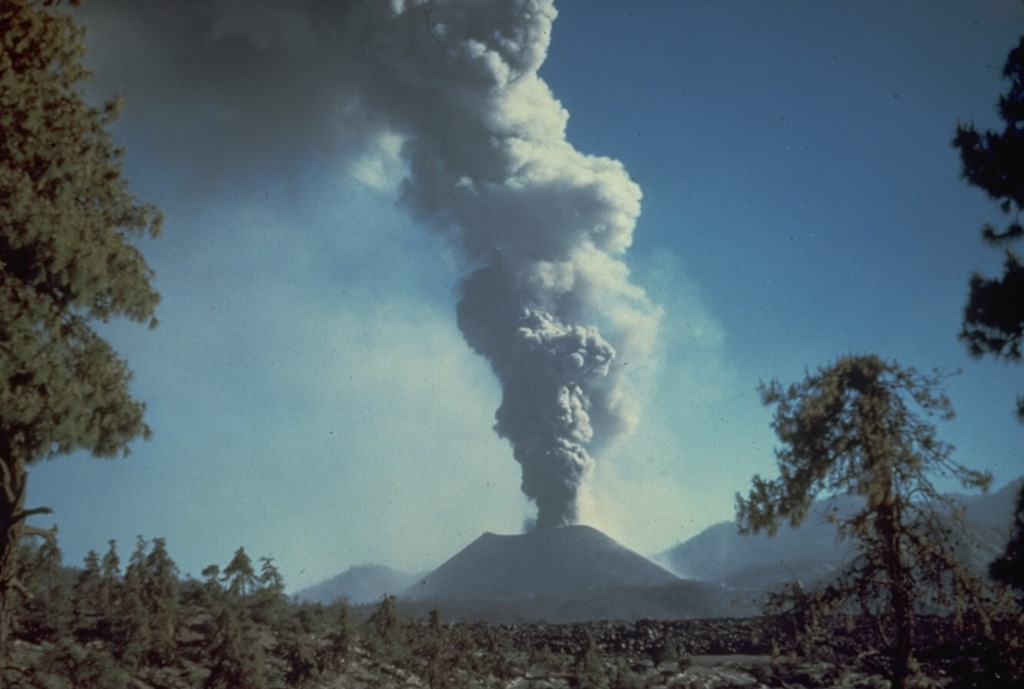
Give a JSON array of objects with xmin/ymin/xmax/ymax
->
[{"xmin": 366, "ymin": 0, "xmax": 660, "ymax": 529}]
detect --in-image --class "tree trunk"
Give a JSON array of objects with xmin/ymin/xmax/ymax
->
[
  {"xmin": 890, "ymin": 569, "xmax": 914, "ymax": 689},
  {"xmin": 878, "ymin": 497, "xmax": 914, "ymax": 689},
  {"xmin": 0, "ymin": 452, "xmax": 27, "ymax": 662}
]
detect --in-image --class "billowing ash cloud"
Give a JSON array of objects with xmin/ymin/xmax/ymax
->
[
  {"xmin": 371, "ymin": 0, "xmax": 658, "ymax": 528},
  {"xmin": 81, "ymin": 0, "xmax": 660, "ymax": 529}
]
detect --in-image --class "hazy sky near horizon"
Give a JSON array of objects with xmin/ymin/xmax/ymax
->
[{"xmin": 26, "ymin": 0, "xmax": 1024, "ymax": 591}]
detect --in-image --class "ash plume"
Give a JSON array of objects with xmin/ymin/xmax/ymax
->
[
  {"xmin": 80, "ymin": 0, "xmax": 660, "ymax": 529},
  {"xmin": 374, "ymin": 0, "xmax": 659, "ymax": 528}
]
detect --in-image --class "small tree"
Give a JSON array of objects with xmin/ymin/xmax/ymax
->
[
  {"xmin": 15, "ymin": 532, "xmax": 71, "ymax": 641},
  {"xmin": 221, "ymin": 547, "xmax": 257, "ymax": 602},
  {"xmin": 115, "ymin": 538, "xmax": 152, "ymax": 671},
  {"xmin": 737, "ymin": 354, "xmax": 992, "ymax": 689},
  {"xmin": 203, "ymin": 606, "xmax": 267, "ymax": 689},
  {"xmin": 250, "ymin": 556, "xmax": 286, "ymax": 626},
  {"xmin": 321, "ymin": 598, "xmax": 352, "ymax": 672},
  {"xmin": 572, "ymin": 630, "xmax": 608, "ymax": 689},
  {"xmin": 364, "ymin": 594, "xmax": 410, "ymax": 663},
  {"xmin": 73, "ymin": 549, "xmax": 101, "ymax": 622},
  {"xmin": 0, "ymin": 0, "xmax": 161, "ymax": 655},
  {"xmin": 138, "ymin": 537, "xmax": 179, "ymax": 664}
]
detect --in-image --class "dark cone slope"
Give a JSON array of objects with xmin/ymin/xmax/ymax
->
[{"xmin": 404, "ymin": 524, "xmax": 680, "ymax": 601}]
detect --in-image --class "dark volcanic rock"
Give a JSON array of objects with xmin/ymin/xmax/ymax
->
[{"xmin": 404, "ymin": 524, "xmax": 680, "ymax": 601}]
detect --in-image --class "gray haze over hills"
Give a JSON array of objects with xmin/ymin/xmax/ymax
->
[{"xmin": 655, "ymin": 477, "xmax": 1022, "ymax": 591}]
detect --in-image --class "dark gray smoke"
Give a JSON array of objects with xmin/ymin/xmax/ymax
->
[
  {"xmin": 80, "ymin": 0, "xmax": 660, "ymax": 529},
  {"xmin": 372, "ymin": 0, "xmax": 659, "ymax": 528}
]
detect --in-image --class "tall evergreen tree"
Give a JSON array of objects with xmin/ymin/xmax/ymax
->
[
  {"xmin": 116, "ymin": 538, "xmax": 152, "ymax": 670},
  {"xmin": 72, "ymin": 549, "xmax": 101, "ymax": 621},
  {"xmin": 139, "ymin": 537, "xmax": 179, "ymax": 663},
  {"xmin": 203, "ymin": 606, "xmax": 267, "ymax": 689},
  {"xmin": 321, "ymin": 598, "xmax": 352, "ymax": 672},
  {"xmin": 15, "ymin": 532, "xmax": 70, "ymax": 640},
  {"xmin": 0, "ymin": 0, "xmax": 161, "ymax": 656},
  {"xmin": 98, "ymin": 539, "xmax": 121, "ymax": 612},
  {"xmin": 250, "ymin": 556, "xmax": 286, "ymax": 626},
  {"xmin": 738, "ymin": 354, "xmax": 993, "ymax": 689},
  {"xmin": 953, "ymin": 32, "xmax": 1024, "ymax": 651},
  {"xmin": 954, "ymin": 36, "xmax": 1024, "ymax": 421},
  {"xmin": 221, "ymin": 547, "xmax": 256, "ymax": 602}
]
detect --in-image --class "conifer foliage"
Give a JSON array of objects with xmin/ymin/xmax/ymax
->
[
  {"xmin": 737, "ymin": 354, "xmax": 993, "ymax": 689},
  {"xmin": 0, "ymin": 0, "xmax": 161, "ymax": 658},
  {"xmin": 954, "ymin": 36, "xmax": 1024, "ymax": 421}
]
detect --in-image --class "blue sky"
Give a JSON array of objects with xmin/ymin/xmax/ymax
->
[{"xmin": 26, "ymin": 0, "xmax": 1024, "ymax": 591}]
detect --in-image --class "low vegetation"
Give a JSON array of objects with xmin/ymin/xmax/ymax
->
[{"xmin": 2, "ymin": 531, "xmax": 1023, "ymax": 689}]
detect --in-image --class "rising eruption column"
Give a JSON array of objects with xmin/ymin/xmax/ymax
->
[{"xmin": 366, "ymin": 0, "xmax": 660, "ymax": 528}]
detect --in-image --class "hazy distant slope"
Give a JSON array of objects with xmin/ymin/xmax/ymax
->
[
  {"xmin": 404, "ymin": 524, "xmax": 680, "ymax": 601},
  {"xmin": 294, "ymin": 564, "xmax": 417, "ymax": 605},
  {"xmin": 657, "ymin": 496, "xmax": 858, "ymax": 588},
  {"xmin": 657, "ymin": 477, "xmax": 1021, "ymax": 591},
  {"xmin": 952, "ymin": 476, "xmax": 1022, "ymax": 530}
]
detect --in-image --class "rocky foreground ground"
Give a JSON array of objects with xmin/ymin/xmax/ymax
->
[
  {"xmin": 320, "ymin": 616, "xmax": 1012, "ymax": 689},
  {"xmin": 9, "ymin": 614, "xmax": 1017, "ymax": 688}
]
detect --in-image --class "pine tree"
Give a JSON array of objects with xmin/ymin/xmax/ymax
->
[
  {"xmin": 954, "ymin": 36, "xmax": 1024, "ymax": 421},
  {"xmin": 221, "ymin": 547, "xmax": 257, "ymax": 602},
  {"xmin": 73, "ymin": 549, "xmax": 101, "ymax": 623},
  {"xmin": 115, "ymin": 538, "xmax": 151, "ymax": 670},
  {"xmin": 77, "ymin": 539, "xmax": 123, "ymax": 643},
  {"xmin": 0, "ymin": 0, "xmax": 161, "ymax": 656},
  {"xmin": 14, "ymin": 533, "xmax": 70, "ymax": 641},
  {"xmin": 141, "ymin": 537, "xmax": 179, "ymax": 664},
  {"xmin": 203, "ymin": 606, "xmax": 267, "ymax": 689},
  {"xmin": 250, "ymin": 556, "xmax": 286, "ymax": 626},
  {"xmin": 738, "ymin": 354, "xmax": 993, "ymax": 689},
  {"xmin": 198, "ymin": 563, "xmax": 224, "ymax": 609},
  {"xmin": 321, "ymin": 598, "xmax": 352, "ymax": 672},
  {"xmin": 365, "ymin": 594, "xmax": 410, "ymax": 663},
  {"xmin": 572, "ymin": 631, "xmax": 607, "ymax": 689},
  {"xmin": 98, "ymin": 540, "xmax": 121, "ymax": 613},
  {"xmin": 35, "ymin": 532, "xmax": 70, "ymax": 637}
]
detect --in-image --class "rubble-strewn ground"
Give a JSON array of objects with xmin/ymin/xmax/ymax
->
[{"xmin": 8, "ymin": 614, "xmax": 1021, "ymax": 688}]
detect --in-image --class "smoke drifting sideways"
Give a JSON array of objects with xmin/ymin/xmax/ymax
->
[{"xmin": 80, "ymin": 0, "xmax": 661, "ymax": 530}]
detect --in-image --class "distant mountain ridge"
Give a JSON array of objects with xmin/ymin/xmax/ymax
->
[
  {"xmin": 293, "ymin": 564, "xmax": 417, "ymax": 605},
  {"xmin": 295, "ymin": 477, "xmax": 1021, "ymax": 620},
  {"xmin": 656, "ymin": 476, "xmax": 1022, "ymax": 591}
]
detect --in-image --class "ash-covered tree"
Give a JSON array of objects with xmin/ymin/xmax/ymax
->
[
  {"xmin": 0, "ymin": 0, "xmax": 161, "ymax": 658},
  {"xmin": 737, "ymin": 354, "xmax": 992, "ymax": 689},
  {"xmin": 954, "ymin": 36, "xmax": 1024, "ymax": 421}
]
